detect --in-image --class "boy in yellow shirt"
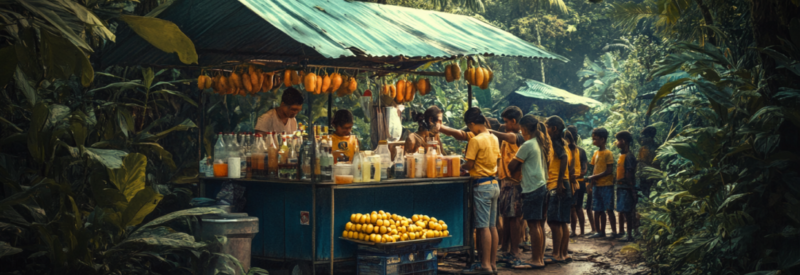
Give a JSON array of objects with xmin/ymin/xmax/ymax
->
[
  {"xmin": 440, "ymin": 107, "xmax": 500, "ymax": 274},
  {"xmin": 587, "ymin": 128, "xmax": 617, "ymax": 239}
]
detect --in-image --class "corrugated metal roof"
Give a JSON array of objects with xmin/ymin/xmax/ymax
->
[
  {"xmin": 513, "ymin": 79, "xmax": 602, "ymax": 115},
  {"xmin": 102, "ymin": 0, "xmax": 568, "ymax": 67}
]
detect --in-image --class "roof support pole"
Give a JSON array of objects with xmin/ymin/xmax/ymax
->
[{"xmin": 467, "ymin": 84, "xmax": 473, "ymax": 109}]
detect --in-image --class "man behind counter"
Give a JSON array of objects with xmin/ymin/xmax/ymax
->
[{"xmin": 255, "ymin": 87, "xmax": 304, "ymax": 134}]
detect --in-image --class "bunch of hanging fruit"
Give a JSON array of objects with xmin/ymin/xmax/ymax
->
[
  {"xmin": 296, "ymin": 69, "xmax": 358, "ymax": 96},
  {"xmin": 443, "ymin": 60, "xmax": 493, "ymax": 89},
  {"xmin": 198, "ymin": 66, "xmax": 282, "ymax": 96},
  {"xmin": 380, "ymin": 77, "xmax": 431, "ymax": 104},
  {"xmin": 198, "ymin": 65, "xmax": 360, "ymax": 97}
]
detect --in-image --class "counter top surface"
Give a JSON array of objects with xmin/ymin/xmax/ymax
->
[{"xmin": 199, "ymin": 176, "xmax": 472, "ymax": 187}]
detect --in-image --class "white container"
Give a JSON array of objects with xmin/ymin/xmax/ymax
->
[
  {"xmin": 333, "ymin": 163, "xmax": 353, "ymax": 181},
  {"xmin": 413, "ymin": 148, "xmax": 426, "ymax": 178},
  {"xmin": 228, "ymin": 157, "xmax": 241, "ymax": 178}
]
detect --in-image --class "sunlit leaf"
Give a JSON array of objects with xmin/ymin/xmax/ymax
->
[
  {"xmin": 85, "ymin": 148, "xmax": 128, "ymax": 169},
  {"xmin": 119, "ymin": 15, "xmax": 198, "ymax": 65},
  {"xmin": 121, "ymin": 187, "xmax": 163, "ymax": 227},
  {"xmin": 108, "ymin": 153, "xmax": 147, "ymax": 202}
]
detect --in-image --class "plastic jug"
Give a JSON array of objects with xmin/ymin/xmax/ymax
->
[{"xmin": 375, "ymin": 140, "xmax": 391, "ymax": 180}]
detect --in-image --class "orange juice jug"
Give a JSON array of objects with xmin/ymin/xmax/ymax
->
[{"xmin": 426, "ymin": 149, "xmax": 437, "ymax": 178}]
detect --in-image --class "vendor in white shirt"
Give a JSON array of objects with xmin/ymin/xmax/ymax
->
[{"xmin": 255, "ymin": 87, "xmax": 304, "ymax": 134}]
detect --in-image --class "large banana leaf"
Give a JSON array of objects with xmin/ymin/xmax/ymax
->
[{"xmin": 107, "ymin": 153, "xmax": 147, "ymax": 202}]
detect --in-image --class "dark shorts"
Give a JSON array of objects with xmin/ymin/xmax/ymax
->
[
  {"xmin": 547, "ymin": 181, "xmax": 573, "ymax": 224},
  {"xmin": 522, "ymin": 187, "xmax": 547, "ymax": 221},
  {"xmin": 499, "ymin": 182, "xmax": 522, "ymax": 218},
  {"xmin": 616, "ymin": 187, "xmax": 636, "ymax": 213},
  {"xmin": 592, "ymin": 185, "xmax": 614, "ymax": 212}
]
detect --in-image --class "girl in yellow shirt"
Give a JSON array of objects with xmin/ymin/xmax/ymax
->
[{"xmin": 330, "ymin": 110, "xmax": 360, "ymax": 163}]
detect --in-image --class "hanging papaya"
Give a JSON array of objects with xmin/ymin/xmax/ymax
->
[
  {"xmin": 322, "ymin": 74, "xmax": 332, "ymax": 93},
  {"xmin": 396, "ymin": 79, "xmax": 406, "ymax": 97},
  {"xmin": 453, "ymin": 63, "xmax": 462, "ymax": 80},
  {"xmin": 248, "ymin": 66, "xmax": 257, "ymax": 83},
  {"xmin": 480, "ymin": 68, "xmax": 491, "ymax": 89},
  {"xmin": 284, "ymin": 70, "xmax": 293, "ymax": 87},
  {"xmin": 229, "ymin": 72, "xmax": 241, "ymax": 90},
  {"xmin": 444, "ymin": 65, "xmax": 453, "ymax": 82},
  {"xmin": 203, "ymin": 75, "xmax": 213, "ymax": 90},
  {"xmin": 330, "ymin": 73, "xmax": 343, "ymax": 92},
  {"xmin": 261, "ymin": 73, "xmax": 275, "ymax": 92},
  {"xmin": 252, "ymin": 71, "xmax": 262, "ymax": 93},
  {"xmin": 347, "ymin": 77, "xmax": 357, "ymax": 94},
  {"xmin": 197, "ymin": 75, "xmax": 206, "ymax": 90},
  {"xmin": 405, "ymin": 80, "xmax": 414, "ymax": 102},
  {"xmin": 416, "ymin": 79, "xmax": 426, "ymax": 94},
  {"xmin": 291, "ymin": 70, "xmax": 301, "ymax": 85},
  {"xmin": 242, "ymin": 73, "xmax": 253, "ymax": 93},
  {"xmin": 315, "ymin": 73, "xmax": 323, "ymax": 94},
  {"xmin": 336, "ymin": 76, "xmax": 349, "ymax": 97},
  {"xmin": 304, "ymin": 72, "xmax": 317, "ymax": 92},
  {"xmin": 466, "ymin": 68, "xmax": 475, "ymax": 85},
  {"xmin": 219, "ymin": 75, "xmax": 229, "ymax": 94},
  {"xmin": 474, "ymin": 67, "xmax": 484, "ymax": 87}
]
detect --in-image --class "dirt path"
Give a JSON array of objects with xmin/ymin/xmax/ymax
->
[{"xmin": 438, "ymin": 211, "xmax": 650, "ymax": 275}]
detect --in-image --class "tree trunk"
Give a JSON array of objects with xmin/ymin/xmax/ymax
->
[
  {"xmin": 535, "ymin": 24, "xmax": 545, "ymax": 83},
  {"xmin": 694, "ymin": 0, "xmax": 715, "ymax": 45}
]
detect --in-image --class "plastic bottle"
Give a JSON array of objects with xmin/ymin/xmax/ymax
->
[
  {"xmin": 352, "ymin": 152, "xmax": 364, "ymax": 183},
  {"xmin": 395, "ymin": 146, "xmax": 406, "ymax": 179},
  {"xmin": 300, "ymin": 137, "xmax": 313, "ymax": 180},
  {"xmin": 204, "ymin": 156, "xmax": 213, "ymax": 177},
  {"xmin": 239, "ymin": 133, "xmax": 248, "ymax": 178},
  {"xmin": 267, "ymin": 132, "xmax": 278, "ymax": 178},
  {"xmin": 250, "ymin": 134, "xmax": 264, "ymax": 178},
  {"xmin": 375, "ymin": 140, "xmax": 391, "ymax": 180},
  {"xmin": 374, "ymin": 155, "xmax": 383, "ymax": 182},
  {"xmin": 213, "ymin": 133, "xmax": 228, "ymax": 177},
  {"xmin": 414, "ymin": 147, "xmax": 426, "ymax": 178},
  {"xmin": 426, "ymin": 148, "xmax": 437, "ymax": 178}
]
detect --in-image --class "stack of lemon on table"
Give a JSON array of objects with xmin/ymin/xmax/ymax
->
[{"xmin": 342, "ymin": 210, "xmax": 449, "ymax": 244}]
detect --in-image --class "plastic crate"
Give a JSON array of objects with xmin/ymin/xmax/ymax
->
[
  {"xmin": 357, "ymin": 243, "xmax": 437, "ymax": 256},
  {"xmin": 357, "ymin": 249, "xmax": 437, "ymax": 275}
]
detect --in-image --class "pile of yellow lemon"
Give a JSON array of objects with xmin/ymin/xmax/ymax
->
[{"xmin": 342, "ymin": 210, "xmax": 449, "ymax": 244}]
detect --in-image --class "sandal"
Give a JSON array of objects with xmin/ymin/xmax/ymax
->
[
  {"xmin": 462, "ymin": 263, "xmax": 493, "ymax": 274},
  {"xmin": 497, "ymin": 253, "xmax": 516, "ymax": 263},
  {"xmin": 512, "ymin": 259, "xmax": 545, "ymax": 269},
  {"xmin": 544, "ymin": 257, "xmax": 556, "ymax": 264}
]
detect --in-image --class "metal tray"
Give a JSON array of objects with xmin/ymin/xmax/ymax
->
[{"xmin": 339, "ymin": 236, "xmax": 450, "ymax": 247}]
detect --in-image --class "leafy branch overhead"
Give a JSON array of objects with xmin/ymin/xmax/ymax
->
[{"xmin": 0, "ymin": 0, "xmax": 197, "ymax": 88}]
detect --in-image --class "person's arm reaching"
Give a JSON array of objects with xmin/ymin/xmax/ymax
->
[
  {"xmin": 438, "ymin": 125, "xmax": 470, "ymax": 141},
  {"xmin": 490, "ymin": 130, "xmax": 517, "ymax": 144}
]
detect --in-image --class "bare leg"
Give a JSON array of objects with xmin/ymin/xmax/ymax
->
[
  {"xmin": 570, "ymin": 208, "xmax": 578, "ymax": 236},
  {"xmin": 596, "ymin": 211, "xmax": 606, "ymax": 235},
  {"xmin": 490, "ymin": 226, "xmax": 499, "ymax": 270},
  {"xmin": 607, "ymin": 210, "xmax": 617, "ymax": 235},
  {"xmin": 509, "ymin": 216, "xmax": 522, "ymax": 257},
  {"xmin": 626, "ymin": 212, "xmax": 635, "ymax": 238},
  {"xmin": 548, "ymin": 221, "xmax": 563, "ymax": 261},
  {"xmin": 618, "ymin": 211, "xmax": 626, "ymax": 235},
  {"xmin": 576, "ymin": 206, "xmax": 586, "ymax": 235},
  {"xmin": 475, "ymin": 229, "xmax": 481, "ymax": 261},
  {"xmin": 586, "ymin": 208, "xmax": 596, "ymax": 233},
  {"xmin": 560, "ymin": 223, "xmax": 570, "ymax": 259},
  {"xmin": 497, "ymin": 216, "xmax": 506, "ymax": 251},
  {"xmin": 526, "ymin": 220, "xmax": 545, "ymax": 266},
  {"xmin": 479, "ymin": 228, "xmax": 492, "ymax": 269}
]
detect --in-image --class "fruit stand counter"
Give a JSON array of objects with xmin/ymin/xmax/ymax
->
[{"xmin": 199, "ymin": 177, "xmax": 474, "ymax": 272}]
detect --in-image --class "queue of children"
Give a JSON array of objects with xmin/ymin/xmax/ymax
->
[{"xmin": 375, "ymin": 104, "xmax": 656, "ymax": 274}]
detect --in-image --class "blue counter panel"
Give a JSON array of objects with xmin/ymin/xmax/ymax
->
[{"xmin": 201, "ymin": 178, "xmax": 469, "ymax": 262}]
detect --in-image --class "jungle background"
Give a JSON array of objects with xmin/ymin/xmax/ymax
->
[{"xmin": 1, "ymin": 0, "xmax": 800, "ymax": 274}]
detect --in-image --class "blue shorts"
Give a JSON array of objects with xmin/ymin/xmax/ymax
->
[
  {"xmin": 522, "ymin": 187, "xmax": 547, "ymax": 221},
  {"xmin": 616, "ymin": 187, "xmax": 635, "ymax": 213},
  {"xmin": 474, "ymin": 182, "xmax": 500, "ymax": 228},
  {"xmin": 547, "ymin": 181, "xmax": 573, "ymax": 223},
  {"xmin": 592, "ymin": 185, "xmax": 614, "ymax": 212}
]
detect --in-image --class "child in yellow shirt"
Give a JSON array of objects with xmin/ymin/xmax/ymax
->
[{"xmin": 587, "ymin": 128, "xmax": 617, "ymax": 239}]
